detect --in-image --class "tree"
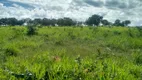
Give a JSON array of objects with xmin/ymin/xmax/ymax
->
[
  {"xmin": 50, "ymin": 19, "xmax": 57, "ymax": 26},
  {"xmin": 32, "ymin": 18, "xmax": 42, "ymax": 25},
  {"xmin": 121, "ymin": 20, "xmax": 131, "ymax": 26},
  {"xmin": 22, "ymin": 18, "xmax": 32, "ymax": 25},
  {"xmin": 86, "ymin": 14, "xmax": 103, "ymax": 26},
  {"xmin": 7, "ymin": 18, "xmax": 18, "ymax": 26},
  {"xmin": 63, "ymin": 18, "xmax": 75, "ymax": 26},
  {"xmin": 113, "ymin": 19, "xmax": 121, "ymax": 26},
  {"xmin": 57, "ymin": 18, "xmax": 75, "ymax": 26},
  {"xmin": 101, "ymin": 19, "xmax": 110, "ymax": 26},
  {"xmin": 0, "ymin": 18, "xmax": 19, "ymax": 26},
  {"xmin": 0, "ymin": 18, "xmax": 6, "ymax": 25},
  {"xmin": 113, "ymin": 19, "xmax": 131, "ymax": 27},
  {"xmin": 17, "ymin": 20, "xmax": 25, "ymax": 25},
  {"xmin": 41, "ymin": 18, "xmax": 56, "ymax": 26}
]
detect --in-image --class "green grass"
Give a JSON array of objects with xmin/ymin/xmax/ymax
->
[{"xmin": 0, "ymin": 26, "xmax": 142, "ymax": 80}]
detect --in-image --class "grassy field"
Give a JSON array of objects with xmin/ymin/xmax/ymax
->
[{"xmin": 0, "ymin": 26, "xmax": 142, "ymax": 80}]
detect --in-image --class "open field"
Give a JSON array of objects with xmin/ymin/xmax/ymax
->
[{"xmin": 0, "ymin": 26, "xmax": 142, "ymax": 80}]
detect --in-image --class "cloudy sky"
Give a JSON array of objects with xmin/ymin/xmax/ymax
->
[{"xmin": 0, "ymin": 0, "xmax": 142, "ymax": 26}]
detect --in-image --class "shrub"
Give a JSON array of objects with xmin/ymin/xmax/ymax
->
[{"xmin": 27, "ymin": 25, "xmax": 38, "ymax": 36}]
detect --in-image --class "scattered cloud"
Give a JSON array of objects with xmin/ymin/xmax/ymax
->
[
  {"xmin": 0, "ymin": 0, "xmax": 142, "ymax": 26},
  {"xmin": 84, "ymin": 0, "xmax": 104, "ymax": 7}
]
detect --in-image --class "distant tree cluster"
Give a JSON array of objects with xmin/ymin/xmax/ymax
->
[
  {"xmin": 0, "ymin": 17, "xmax": 76, "ymax": 26},
  {"xmin": 0, "ymin": 18, "xmax": 25, "ymax": 26},
  {"xmin": 113, "ymin": 19, "xmax": 131, "ymax": 27},
  {"xmin": 0, "ymin": 14, "xmax": 131, "ymax": 27},
  {"xmin": 85, "ymin": 14, "xmax": 131, "ymax": 27}
]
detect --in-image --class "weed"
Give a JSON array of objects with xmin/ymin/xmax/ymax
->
[
  {"xmin": 55, "ymin": 40, "xmax": 63, "ymax": 45},
  {"xmin": 103, "ymin": 32, "xmax": 108, "ymax": 37},
  {"xmin": 113, "ymin": 31, "xmax": 121, "ymax": 35},
  {"xmin": 134, "ymin": 54, "xmax": 142, "ymax": 65},
  {"xmin": 129, "ymin": 68, "xmax": 141, "ymax": 78},
  {"xmin": 68, "ymin": 32, "xmax": 76, "ymax": 39},
  {"xmin": 4, "ymin": 46, "xmax": 21, "ymax": 56},
  {"xmin": 137, "ymin": 27, "xmax": 142, "ymax": 37},
  {"xmin": 128, "ymin": 28, "xmax": 133, "ymax": 37}
]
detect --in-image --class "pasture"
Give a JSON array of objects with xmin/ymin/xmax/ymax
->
[{"xmin": 0, "ymin": 26, "xmax": 142, "ymax": 80}]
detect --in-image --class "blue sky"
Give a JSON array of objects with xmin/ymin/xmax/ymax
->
[{"xmin": 0, "ymin": 0, "xmax": 142, "ymax": 26}]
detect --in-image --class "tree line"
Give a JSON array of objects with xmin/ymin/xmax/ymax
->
[{"xmin": 0, "ymin": 14, "xmax": 131, "ymax": 27}]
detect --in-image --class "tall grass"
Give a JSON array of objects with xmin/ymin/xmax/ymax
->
[{"xmin": 0, "ymin": 26, "xmax": 142, "ymax": 80}]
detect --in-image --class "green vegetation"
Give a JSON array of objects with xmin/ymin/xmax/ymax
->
[
  {"xmin": 0, "ymin": 26, "xmax": 142, "ymax": 80},
  {"xmin": 0, "ymin": 14, "xmax": 131, "ymax": 27}
]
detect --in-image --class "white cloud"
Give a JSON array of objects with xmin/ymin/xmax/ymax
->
[{"xmin": 0, "ymin": 0, "xmax": 142, "ymax": 26}]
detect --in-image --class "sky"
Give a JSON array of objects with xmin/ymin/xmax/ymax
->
[{"xmin": 0, "ymin": 0, "xmax": 142, "ymax": 26}]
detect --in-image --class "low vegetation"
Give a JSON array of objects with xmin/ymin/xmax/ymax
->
[{"xmin": 0, "ymin": 26, "xmax": 142, "ymax": 80}]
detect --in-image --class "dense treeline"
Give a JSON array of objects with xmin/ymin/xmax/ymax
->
[
  {"xmin": 0, "ymin": 17, "xmax": 76, "ymax": 26},
  {"xmin": 0, "ymin": 14, "xmax": 131, "ymax": 26}
]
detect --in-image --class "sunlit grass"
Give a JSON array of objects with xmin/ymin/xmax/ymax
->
[{"xmin": 0, "ymin": 26, "xmax": 142, "ymax": 80}]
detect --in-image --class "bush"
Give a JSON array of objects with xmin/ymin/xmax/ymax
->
[{"xmin": 27, "ymin": 25, "xmax": 38, "ymax": 36}]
